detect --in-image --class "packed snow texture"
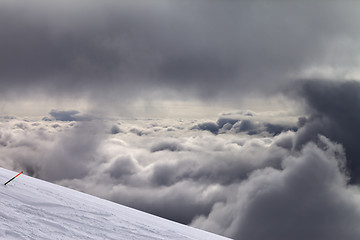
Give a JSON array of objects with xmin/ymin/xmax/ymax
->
[{"xmin": 0, "ymin": 168, "xmax": 231, "ymax": 240}]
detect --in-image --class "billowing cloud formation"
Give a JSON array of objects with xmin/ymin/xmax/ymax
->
[
  {"xmin": 1, "ymin": 0, "xmax": 360, "ymax": 238},
  {"xmin": 0, "ymin": 0, "xmax": 359, "ymax": 106},
  {"xmin": 2, "ymin": 110, "xmax": 360, "ymax": 239},
  {"xmin": 289, "ymin": 80, "xmax": 360, "ymax": 184},
  {"xmin": 192, "ymin": 111, "xmax": 297, "ymax": 136},
  {"xmin": 0, "ymin": 120, "xmax": 104, "ymax": 181},
  {"xmin": 193, "ymin": 137, "xmax": 360, "ymax": 239}
]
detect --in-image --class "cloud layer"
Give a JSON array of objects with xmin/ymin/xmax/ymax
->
[{"xmin": 1, "ymin": 98, "xmax": 360, "ymax": 239}]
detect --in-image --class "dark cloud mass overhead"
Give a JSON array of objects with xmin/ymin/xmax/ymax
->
[{"xmin": 0, "ymin": 0, "xmax": 358, "ymax": 104}]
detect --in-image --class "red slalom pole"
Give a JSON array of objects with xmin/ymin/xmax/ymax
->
[{"xmin": 4, "ymin": 171, "xmax": 23, "ymax": 186}]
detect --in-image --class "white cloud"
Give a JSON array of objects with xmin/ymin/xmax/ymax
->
[{"xmin": 1, "ymin": 113, "xmax": 360, "ymax": 239}]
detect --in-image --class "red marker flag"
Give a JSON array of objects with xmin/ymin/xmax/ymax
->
[{"xmin": 4, "ymin": 171, "xmax": 23, "ymax": 186}]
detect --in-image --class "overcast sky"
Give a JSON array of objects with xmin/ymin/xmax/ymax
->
[
  {"xmin": 0, "ymin": 0, "xmax": 359, "ymax": 116},
  {"xmin": 1, "ymin": 0, "xmax": 360, "ymax": 239}
]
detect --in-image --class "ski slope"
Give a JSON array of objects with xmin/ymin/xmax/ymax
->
[{"xmin": 0, "ymin": 168, "xmax": 231, "ymax": 240}]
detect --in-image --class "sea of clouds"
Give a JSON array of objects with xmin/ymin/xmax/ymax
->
[{"xmin": 2, "ymin": 81, "xmax": 360, "ymax": 239}]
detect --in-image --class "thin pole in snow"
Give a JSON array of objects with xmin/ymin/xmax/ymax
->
[{"xmin": 4, "ymin": 171, "xmax": 23, "ymax": 186}]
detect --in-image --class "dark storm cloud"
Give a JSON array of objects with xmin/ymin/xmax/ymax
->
[
  {"xmin": 193, "ymin": 137, "xmax": 360, "ymax": 240},
  {"xmin": 289, "ymin": 80, "xmax": 360, "ymax": 183},
  {"xmin": 0, "ymin": 0, "xmax": 358, "ymax": 103}
]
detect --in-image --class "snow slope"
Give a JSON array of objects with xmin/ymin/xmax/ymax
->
[{"xmin": 0, "ymin": 168, "xmax": 231, "ymax": 240}]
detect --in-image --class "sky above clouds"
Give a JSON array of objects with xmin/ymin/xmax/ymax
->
[{"xmin": 1, "ymin": 0, "xmax": 360, "ymax": 239}]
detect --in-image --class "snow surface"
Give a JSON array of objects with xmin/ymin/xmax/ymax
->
[{"xmin": 0, "ymin": 168, "xmax": 231, "ymax": 240}]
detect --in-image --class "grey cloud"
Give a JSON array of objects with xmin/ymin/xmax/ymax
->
[
  {"xmin": 150, "ymin": 140, "xmax": 184, "ymax": 152},
  {"xmin": 297, "ymin": 116, "xmax": 307, "ymax": 128},
  {"xmin": 49, "ymin": 110, "xmax": 91, "ymax": 121},
  {"xmin": 265, "ymin": 123, "xmax": 297, "ymax": 136},
  {"xmin": 108, "ymin": 181, "xmax": 223, "ymax": 226},
  {"xmin": 273, "ymin": 131, "xmax": 295, "ymax": 150},
  {"xmin": 0, "ymin": 0, "xmax": 359, "ymax": 106},
  {"xmin": 191, "ymin": 122, "xmax": 219, "ymax": 135},
  {"xmin": 106, "ymin": 155, "xmax": 140, "ymax": 179},
  {"xmin": 289, "ymin": 79, "xmax": 360, "ymax": 183},
  {"xmin": 42, "ymin": 117, "xmax": 53, "ymax": 121},
  {"xmin": 148, "ymin": 143, "xmax": 285, "ymax": 187},
  {"xmin": 0, "ymin": 118, "xmax": 288, "ymax": 226},
  {"xmin": 14, "ymin": 122, "xmax": 29, "ymax": 130},
  {"xmin": 58, "ymin": 125, "xmax": 290, "ymax": 226},
  {"xmin": 129, "ymin": 128, "xmax": 152, "ymax": 136},
  {"xmin": 231, "ymin": 120, "xmax": 259, "ymax": 134},
  {"xmin": 2, "ymin": 116, "xmax": 16, "ymax": 120},
  {"xmin": 41, "ymin": 122, "xmax": 104, "ymax": 181},
  {"xmin": 217, "ymin": 118, "xmax": 239, "ymax": 129},
  {"xmin": 0, "ymin": 120, "xmax": 104, "ymax": 181},
  {"xmin": 198, "ymin": 114, "xmax": 297, "ymax": 136},
  {"xmin": 110, "ymin": 125, "xmax": 122, "ymax": 134},
  {"xmin": 2, "ymin": 116, "xmax": 360, "ymax": 239},
  {"xmin": 192, "ymin": 137, "xmax": 360, "ymax": 240}
]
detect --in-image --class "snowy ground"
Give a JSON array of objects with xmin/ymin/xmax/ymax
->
[{"xmin": 0, "ymin": 168, "xmax": 231, "ymax": 240}]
